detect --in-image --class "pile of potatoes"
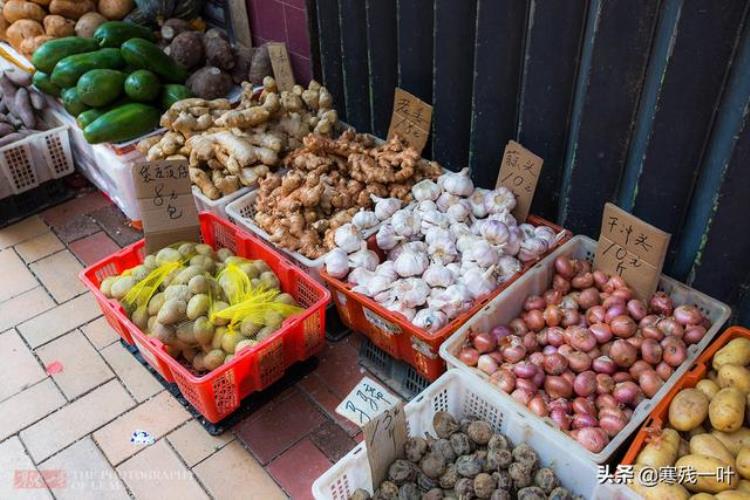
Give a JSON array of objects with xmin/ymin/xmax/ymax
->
[
  {"xmin": 630, "ymin": 336, "xmax": 750, "ymax": 499},
  {"xmin": 99, "ymin": 241, "xmax": 300, "ymax": 373}
]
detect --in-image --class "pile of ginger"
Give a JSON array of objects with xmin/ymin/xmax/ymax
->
[
  {"xmin": 137, "ymin": 76, "xmax": 338, "ymax": 200},
  {"xmin": 253, "ymin": 129, "xmax": 442, "ymax": 259}
]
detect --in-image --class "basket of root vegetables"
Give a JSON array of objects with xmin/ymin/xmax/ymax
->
[
  {"xmin": 621, "ymin": 326, "xmax": 750, "ymax": 499},
  {"xmin": 79, "ymin": 212, "xmax": 330, "ymax": 423},
  {"xmin": 440, "ymin": 235, "xmax": 731, "ymax": 464},
  {"xmin": 319, "ymin": 167, "xmax": 569, "ymax": 381}
]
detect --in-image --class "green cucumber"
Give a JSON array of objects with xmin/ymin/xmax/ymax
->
[
  {"xmin": 32, "ymin": 71, "xmax": 61, "ymax": 97},
  {"xmin": 76, "ymin": 108, "xmax": 105, "ymax": 128},
  {"xmin": 61, "ymin": 87, "xmax": 90, "ymax": 117},
  {"xmin": 77, "ymin": 69, "xmax": 126, "ymax": 107},
  {"xmin": 51, "ymin": 48, "xmax": 124, "ymax": 88},
  {"xmin": 83, "ymin": 103, "xmax": 160, "ymax": 144},
  {"xmin": 124, "ymin": 69, "xmax": 160, "ymax": 102},
  {"xmin": 120, "ymin": 38, "xmax": 188, "ymax": 83},
  {"xmin": 160, "ymin": 84, "xmax": 193, "ymax": 110},
  {"xmin": 93, "ymin": 21, "xmax": 156, "ymax": 48},
  {"xmin": 31, "ymin": 37, "xmax": 100, "ymax": 73}
]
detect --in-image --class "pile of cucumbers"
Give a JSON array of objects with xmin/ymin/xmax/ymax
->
[{"xmin": 31, "ymin": 21, "xmax": 194, "ymax": 145}]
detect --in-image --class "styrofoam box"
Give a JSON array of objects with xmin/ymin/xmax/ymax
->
[
  {"xmin": 440, "ymin": 235, "xmax": 731, "ymax": 464},
  {"xmin": 312, "ymin": 369, "xmax": 634, "ymax": 499}
]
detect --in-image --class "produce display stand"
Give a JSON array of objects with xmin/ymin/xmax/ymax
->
[{"xmin": 439, "ymin": 235, "xmax": 731, "ymax": 464}]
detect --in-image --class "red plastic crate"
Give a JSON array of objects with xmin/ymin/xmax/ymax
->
[
  {"xmin": 80, "ymin": 212, "xmax": 331, "ymax": 423},
  {"xmin": 321, "ymin": 215, "xmax": 570, "ymax": 381}
]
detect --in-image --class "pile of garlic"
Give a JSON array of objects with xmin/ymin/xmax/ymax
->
[{"xmin": 324, "ymin": 168, "xmax": 559, "ymax": 334}]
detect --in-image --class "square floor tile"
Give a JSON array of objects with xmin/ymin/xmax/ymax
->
[
  {"xmin": 267, "ymin": 438, "xmax": 331, "ymax": 500},
  {"xmin": 69, "ymin": 232, "xmax": 121, "ymax": 266},
  {"xmin": 0, "ymin": 329, "xmax": 46, "ymax": 401}
]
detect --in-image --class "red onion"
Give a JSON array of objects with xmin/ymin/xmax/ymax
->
[
  {"xmin": 593, "ymin": 270, "xmax": 609, "ymax": 289},
  {"xmin": 568, "ymin": 326, "xmax": 597, "ymax": 352},
  {"xmin": 572, "ymin": 396, "xmax": 597, "ymax": 415},
  {"xmin": 571, "ymin": 272, "xmax": 594, "ymax": 289},
  {"xmin": 560, "ymin": 294, "xmax": 579, "ymax": 310},
  {"xmin": 509, "ymin": 318, "xmax": 529, "ymax": 336},
  {"xmin": 629, "ymin": 360, "xmax": 652, "ymax": 380},
  {"xmin": 502, "ymin": 344, "xmax": 527, "ymax": 363},
  {"xmin": 490, "ymin": 325, "xmax": 513, "ymax": 342},
  {"xmin": 549, "ymin": 398, "xmax": 571, "ymax": 413},
  {"xmin": 603, "ymin": 294, "xmax": 626, "ymax": 310},
  {"xmin": 542, "ymin": 345, "xmax": 558, "ymax": 356},
  {"xmin": 598, "ymin": 406, "xmax": 626, "ymax": 419},
  {"xmin": 573, "ymin": 371, "xmax": 597, "ymax": 397},
  {"xmin": 587, "ymin": 347, "xmax": 601, "ymax": 359},
  {"xmin": 553, "ymin": 274, "xmax": 571, "ymax": 294},
  {"xmin": 613, "ymin": 372, "xmax": 632, "ymax": 383},
  {"xmin": 566, "ymin": 350, "xmax": 592, "ymax": 372},
  {"xmin": 561, "ymin": 309, "xmax": 580, "ymax": 327},
  {"xmin": 610, "ymin": 340, "xmax": 637, "ymax": 368},
  {"xmin": 544, "ymin": 289, "xmax": 563, "ymax": 305},
  {"xmin": 610, "ymin": 316, "xmax": 636, "ymax": 338},
  {"xmin": 577, "ymin": 260, "xmax": 592, "ymax": 275},
  {"xmin": 558, "ymin": 344, "xmax": 574, "ymax": 357},
  {"xmin": 489, "ymin": 351, "xmax": 504, "ymax": 364},
  {"xmin": 523, "ymin": 331, "xmax": 540, "ymax": 352},
  {"xmin": 528, "ymin": 395, "xmax": 549, "ymax": 417},
  {"xmin": 523, "ymin": 310, "xmax": 545, "ymax": 332},
  {"xmin": 471, "ymin": 331, "xmax": 497, "ymax": 353},
  {"xmin": 550, "ymin": 408, "xmax": 571, "ymax": 430},
  {"xmin": 640, "ymin": 314, "xmax": 660, "ymax": 328},
  {"xmin": 532, "ymin": 368, "xmax": 546, "ymax": 388},
  {"xmin": 592, "ymin": 356, "xmax": 617, "ymax": 375},
  {"xmin": 609, "ymin": 275, "xmax": 627, "ymax": 289},
  {"xmin": 640, "ymin": 338, "xmax": 662, "ymax": 364},
  {"xmin": 554, "ymin": 256, "xmax": 576, "ymax": 279},
  {"xmin": 511, "ymin": 388, "xmax": 534, "ymax": 405},
  {"xmin": 595, "ymin": 393, "xmax": 618, "ymax": 409},
  {"xmin": 545, "ymin": 376, "xmax": 573, "ymax": 399},
  {"xmin": 546, "ymin": 327, "xmax": 565, "ymax": 347},
  {"xmin": 524, "ymin": 295, "xmax": 546, "ymax": 311},
  {"xmin": 544, "ymin": 353, "xmax": 568, "ymax": 375},
  {"xmin": 662, "ymin": 341, "xmax": 687, "ymax": 368},
  {"xmin": 561, "ymin": 370, "xmax": 576, "ymax": 386},
  {"xmin": 513, "ymin": 362, "xmax": 538, "ymax": 379},
  {"xmin": 576, "ymin": 427, "xmax": 608, "ymax": 453},
  {"xmin": 684, "ymin": 325, "xmax": 707, "ymax": 345},
  {"xmin": 612, "ymin": 288, "xmax": 633, "ymax": 302},
  {"xmin": 459, "ymin": 347, "xmax": 480, "ymax": 366},
  {"xmin": 577, "ymin": 288, "xmax": 600, "ymax": 309},
  {"xmin": 613, "ymin": 381, "xmax": 641, "ymax": 406},
  {"xmin": 589, "ymin": 323, "xmax": 612, "ymax": 344},
  {"xmin": 477, "ymin": 354, "xmax": 498, "ymax": 375},
  {"xmin": 658, "ymin": 318, "xmax": 684, "ymax": 338},
  {"xmin": 600, "ymin": 341, "xmax": 612, "ymax": 357},
  {"xmin": 586, "ymin": 305, "xmax": 606, "ymax": 325},
  {"xmin": 572, "ymin": 413, "xmax": 598, "ymax": 429},
  {"xmin": 529, "ymin": 351, "xmax": 546, "ymax": 366},
  {"xmin": 604, "ymin": 305, "xmax": 626, "ymax": 324},
  {"xmin": 599, "ymin": 414, "xmax": 627, "ymax": 437},
  {"xmin": 674, "ymin": 304, "xmax": 703, "ymax": 326},
  {"xmin": 516, "ymin": 378, "xmax": 538, "ymax": 393},
  {"xmin": 626, "ymin": 299, "xmax": 647, "ymax": 320},
  {"xmin": 543, "ymin": 304, "xmax": 563, "ymax": 327},
  {"xmin": 490, "ymin": 369, "xmax": 516, "ymax": 393},
  {"xmin": 649, "ymin": 291, "xmax": 674, "ymax": 316},
  {"xmin": 655, "ymin": 361, "xmax": 673, "ymax": 381},
  {"xmin": 626, "ymin": 333, "xmax": 645, "ymax": 350},
  {"xmin": 639, "ymin": 370, "xmax": 663, "ymax": 398},
  {"xmin": 642, "ymin": 325, "xmax": 663, "ymax": 341}
]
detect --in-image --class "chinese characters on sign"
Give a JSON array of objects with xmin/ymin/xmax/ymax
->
[
  {"xmin": 335, "ymin": 376, "xmax": 399, "ymax": 426},
  {"xmin": 597, "ymin": 464, "xmax": 736, "ymax": 487},
  {"xmin": 267, "ymin": 42, "xmax": 295, "ymax": 92},
  {"xmin": 387, "ymin": 88, "xmax": 433, "ymax": 154},
  {"xmin": 133, "ymin": 160, "xmax": 200, "ymax": 254},
  {"xmin": 495, "ymin": 140, "xmax": 543, "ymax": 222},
  {"xmin": 363, "ymin": 401, "xmax": 407, "ymax": 486},
  {"xmin": 593, "ymin": 203, "xmax": 670, "ymax": 300}
]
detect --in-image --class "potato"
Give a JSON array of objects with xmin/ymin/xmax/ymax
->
[
  {"xmin": 713, "ymin": 429, "xmax": 750, "ymax": 456},
  {"xmin": 675, "ymin": 455, "xmax": 738, "ymax": 493},
  {"xmin": 49, "ymin": 0, "xmax": 94, "ymax": 19},
  {"xmin": 211, "ymin": 301, "xmax": 230, "ymax": 326},
  {"xmin": 689, "ymin": 426, "xmax": 708, "ymax": 438},
  {"xmin": 156, "ymin": 247, "xmax": 181, "ymax": 265},
  {"xmin": 719, "ymin": 365, "xmax": 750, "ymax": 393},
  {"xmin": 637, "ymin": 428, "xmax": 681, "ymax": 468},
  {"xmin": 98, "ymin": 0, "xmax": 133, "ymax": 20},
  {"xmin": 43, "ymin": 14, "xmax": 74, "ymax": 36},
  {"xmin": 151, "ymin": 321, "xmax": 175, "ymax": 344},
  {"xmin": 240, "ymin": 318, "xmax": 261, "ymax": 338},
  {"xmin": 217, "ymin": 248, "xmax": 234, "ymax": 262},
  {"xmin": 697, "ymin": 379, "xmax": 721, "ymax": 400},
  {"xmin": 0, "ymin": 15, "xmax": 9, "ymax": 41},
  {"xmin": 690, "ymin": 434, "xmax": 736, "ymax": 467},
  {"xmin": 671, "ymin": 389, "xmax": 711, "ymax": 431},
  {"xmin": 211, "ymin": 326, "xmax": 226, "ymax": 350},
  {"xmin": 188, "ymin": 275, "xmax": 209, "ymax": 295},
  {"xmin": 235, "ymin": 339, "xmax": 258, "ymax": 353},
  {"xmin": 711, "ymin": 388, "xmax": 746, "ymax": 432},
  {"xmin": 157, "ymin": 299, "xmax": 187, "ymax": 325},
  {"xmin": 193, "ymin": 316, "xmax": 214, "ymax": 344},
  {"xmin": 6, "ymin": 19, "xmax": 43, "ymax": 51},
  {"xmin": 75, "ymin": 11, "xmax": 105, "ymax": 37},
  {"xmin": 19, "ymin": 33, "xmax": 50, "ymax": 56},
  {"xmin": 186, "ymin": 294, "xmax": 209, "ymax": 320},
  {"xmin": 147, "ymin": 292, "xmax": 165, "ymax": 316},
  {"xmin": 256, "ymin": 325, "xmax": 277, "ymax": 342},
  {"xmin": 689, "ymin": 494, "xmax": 715, "ymax": 500},
  {"xmin": 146, "ymin": 315, "xmax": 157, "ymax": 333},
  {"xmin": 715, "ymin": 492, "xmax": 750, "ymax": 499},
  {"xmin": 715, "ymin": 339, "xmax": 750, "ymax": 370},
  {"xmin": 738, "ymin": 447, "xmax": 750, "ymax": 480},
  {"xmin": 203, "ymin": 349, "xmax": 225, "ymax": 370},
  {"xmin": 739, "ymin": 479, "xmax": 750, "ymax": 492},
  {"xmin": 131, "ymin": 305, "xmax": 149, "ymax": 331},
  {"xmin": 100, "ymin": 276, "xmax": 116, "ymax": 297},
  {"xmin": 194, "ymin": 243, "xmax": 214, "ymax": 256},
  {"xmin": 221, "ymin": 330, "xmax": 242, "ymax": 354},
  {"xmin": 173, "ymin": 265, "xmax": 202, "ymax": 285},
  {"xmin": 175, "ymin": 320, "xmax": 196, "ymax": 344},
  {"xmin": 4, "ymin": 1, "xmax": 45, "ymax": 23},
  {"xmin": 110, "ymin": 276, "xmax": 137, "ymax": 299},
  {"xmin": 164, "ymin": 284, "xmax": 191, "ymax": 303},
  {"xmin": 192, "ymin": 352, "xmax": 206, "ymax": 371},
  {"xmin": 143, "ymin": 255, "xmax": 157, "ymax": 269},
  {"xmin": 629, "ymin": 465, "xmax": 690, "ymax": 500}
]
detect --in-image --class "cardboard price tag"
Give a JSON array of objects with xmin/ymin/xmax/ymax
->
[
  {"xmin": 496, "ymin": 140, "xmax": 543, "ymax": 221},
  {"xmin": 593, "ymin": 203, "xmax": 670, "ymax": 300},
  {"xmin": 267, "ymin": 42, "xmax": 295, "ymax": 92},
  {"xmin": 335, "ymin": 376, "xmax": 399, "ymax": 426},
  {"xmin": 387, "ymin": 88, "xmax": 432, "ymax": 154},
  {"xmin": 363, "ymin": 401, "xmax": 407, "ymax": 487},
  {"xmin": 133, "ymin": 159, "xmax": 201, "ymax": 254}
]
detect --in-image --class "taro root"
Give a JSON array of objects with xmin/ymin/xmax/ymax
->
[
  {"xmin": 439, "ymin": 463, "xmax": 458, "ymax": 489},
  {"xmin": 511, "ymin": 444, "xmax": 539, "ymax": 471},
  {"xmin": 416, "ymin": 471, "xmax": 437, "ymax": 492},
  {"xmin": 422, "ymin": 488, "xmax": 444, "ymax": 500},
  {"xmin": 534, "ymin": 467, "xmax": 559, "ymax": 493},
  {"xmin": 548, "ymin": 487, "xmax": 574, "ymax": 500},
  {"xmin": 509, "ymin": 462, "xmax": 533, "ymax": 489},
  {"xmin": 485, "ymin": 448, "xmax": 512, "ymax": 472},
  {"xmin": 404, "ymin": 436, "xmax": 428, "ymax": 462},
  {"xmin": 517, "ymin": 486, "xmax": 547, "ymax": 500},
  {"xmin": 490, "ymin": 490, "xmax": 511, "ymax": 500},
  {"xmin": 374, "ymin": 480, "xmax": 398, "ymax": 500},
  {"xmin": 460, "ymin": 416, "xmax": 479, "ymax": 434},
  {"xmin": 487, "ymin": 433, "xmax": 510, "ymax": 451},
  {"xmin": 388, "ymin": 459, "xmax": 417, "ymax": 485},
  {"xmin": 397, "ymin": 482, "xmax": 419, "ymax": 500},
  {"xmin": 454, "ymin": 477, "xmax": 475, "ymax": 499},
  {"xmin": 431, "ymin": 438, "xmax": 456, "ymax": 463},
  {"xmin": 433, "ymin": 411, "xmax": 459, "ymax": 438},
  {"xmin": 456, "ymin": 454, "xmax": 483, "ymax": 478},
  {"xmin": 473, "ymin": 472, "xmax": 497, "ymax": 499},
  {"xmin": 467, "ymin": 421, "xmax": 493, "ymax": 445},
  {"xmin": 492, "ymin": 470, "xmax": 513, "ymax": 490},
  {"xmin": 449, "ymin": 432, "xmax": 472, "ymax": 456},
  {"xmin": 350, "ymin": 488, "xmax": 371, "ymax": 500},
  {"xmin": 419, "ymin": 451, "xmax": 446, "ymax": 479}
]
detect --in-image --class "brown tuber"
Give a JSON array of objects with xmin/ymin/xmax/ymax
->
[
  {"xmin": 534, "ymin": 467, "xmax": 559, "ymax": 493},
  {"xmin": 419, "ymin": 452, "xmax": 446, "ymax": 479},
  {"xmin": 456, "ymin": 454, "xmax": 483, "ymax": 478},
  {"xmin": 449, "ymin": 432, "xmax": 472, "ymax": 456},
  {"xmin": 387, "ymin": 459, "xmax": 416, "ymax": 485},
  {"xmin": 186, "ymin": 66, "xmax": 233, "ymax": 100},
  {"xmin": 511, "ymin": 444, "xmax": 539, "ymax": 471},
  {"xmin": 403, "ymin": 436, "xmax": 427, "ymax": 463},
  {"xmin": 467, "ymin": 421, "xmax": 493, "ymax": 445},
  {"xmin": 169, "ymin": 31, "xmax": 204, "ymax": 70},
  {"xmin": 517, "ymin": 486, "xmax": 547, "ymax": 500},
  {"xmin": 473, "ymin": 472, "xmax": 497, "ymax": 499},
  {"xmin": 509, "ymin": 462, "xmax": 533, "ymax": 489},
  {"xmin": 397, "ymin": 483, "xmax": 419, "ymax": 500},
  {"xmin": 438, "ymin": 464, "xmax": 458, "ymax": 489},
  {"xmin": 433, "ymin": 411, "xmax": 459, "ymax": 438},
  {"xmin": 203, "ymin": 29, "xmax": 234, "ymax": 71}
]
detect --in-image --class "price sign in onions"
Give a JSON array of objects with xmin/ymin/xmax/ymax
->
[
  {"xmin": 133, "ymin": 159, "xmax": 200, "ymax": 254},
  {"xmin": 335, "ymin": 376, "xmax": 398, "ymax": 426},
  {"xmin": 496, "ymin": 140, "xmax": 543, "ymax": 221},
  {"xmin": 593, "ymin": 203, "xmax": 670, "ymax": 300},
  {"xmin": 267, "ymin": 42, "xmax": 295, "ymax": 92},
  {"xmin": 363, "ymin": 401, "xmax": 407, "ymax": 487},
  {"xmin": 387, "ymin": 88, "xmax": 432, "ymax": 155}
]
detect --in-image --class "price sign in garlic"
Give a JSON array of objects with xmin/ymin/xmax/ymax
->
[
  {"xmin": 387, "ymin": 88, "xmax": 432, "ymax": 154},
  {"xmin": 496, "ymin": 140, "xmax": 543, "ymax": 222}
]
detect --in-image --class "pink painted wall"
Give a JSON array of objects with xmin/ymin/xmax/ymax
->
[{"xmin": 246, "ymin": 0, "xmax": 313, "ymax": 84}]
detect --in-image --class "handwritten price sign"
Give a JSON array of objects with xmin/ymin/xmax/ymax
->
[
  {"xmin": 335, "ymin": 376, "xmax": 398, "ymax": 426},
  {"xmin": 496, "ymin": 140, "xmax": 543, "ymax": 222},
  {"xmin": 387, "ymin": 88, "xmax": 432, "ymax": 154},
  {"xmin": 133, "ymin": 160, "xmax": 200, "ymax": 253},
  {"xmin": 363, "ymin": 401, "xmax": 407, "ymax": 487},
  {"xmin": 267, "ymin": 42, "xmax": 295, "ymax": 92}
]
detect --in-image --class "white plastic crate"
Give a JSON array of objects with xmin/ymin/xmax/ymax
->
[
  {"xmin": 192, "ymin": 185, "xmax": 252, "ymax": 219},
  {"xmin": 312, "ymin": 369, "xmax": 634, "ymax": 499},
  {"xmin": 0, "ymin": 125, "xmax": 73, "ymax": 197},
  {"xmin": 439, "ymin": 235, "xmax": 731, "ymax": 464}
]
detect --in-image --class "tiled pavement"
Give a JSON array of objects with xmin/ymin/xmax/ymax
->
[{"xmin": 0, "ymin": 190, "xmax": 381, "ymax": 499}]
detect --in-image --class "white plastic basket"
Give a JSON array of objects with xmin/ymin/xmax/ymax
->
[
  {"xmin": 312, "ymin": 369, "xmax": 634, "ymax": 499},
  {"xmin": 439, "ymin": 235, "xmax": 731, "ymax": 464},
  {"xmin": 226, "ymin": 189, "xmax": 381, "ymax": 284},
  {"xmin": 192, "ymin": 185, "xmax": 252, "ymax": 219},
  {"xmin": 0, "ymin": 125, "xmax": 73, "ymax": 197}
]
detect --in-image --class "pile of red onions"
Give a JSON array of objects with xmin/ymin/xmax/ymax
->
[{"xmin": 457, "ymin": 255, "xmax": 711, "ymax": 454}]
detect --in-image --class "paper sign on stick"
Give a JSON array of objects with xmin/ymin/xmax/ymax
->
[
  {"xmin": 133, "ymin": 160, "xmax": 201, "ymax": 254},
  {"xmin": 593, "ymin": 203, "xmax": 670, "ymax": 300},
  {"xmin": 387, "ymin": 88, "xmax": 433, "ymax": 154},
  {"xmin": 335, "ymin": 376, "xmax": 399, "ymax": 426},
  {"xmin": 267, "ymin": 42, "xmax": 295, "ymax": 92},
  {"xmin": 363, "ymin": 402, "xmax": 407, "ymax": 488},
  {"xmin": 495, "ymin": 140, "xmax": 543, "ymax": 221}
]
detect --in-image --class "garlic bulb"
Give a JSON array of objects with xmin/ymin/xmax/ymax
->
[
  {"xmin": 373, "ymin": 289, "xmax": 393, "ymax": 304},
  {"xmin": 424, "ymin": 226, "xmax": 452, "ymax": 246},
  {"xmin": 371, "ymin": 195, "xmax": 401, "ymax": 220},
  {"xmin": 415, "ymin": 200, "xmax": 438, "ymax": 214},
  {"xmin": 423, "ymin": 263, "xmax": 454, "ymax": 288},
  {"xmin": 420, "ymin": 209, "xmax": 449, "ymax": 232},
  {"xmin": 352, "ymin": 210, "xmax": 379, "ymax": 230},
  {"xmin": 469, "ymin": 188, "xmax": 490, "ymax": 218},
  {"xmin": 384, "ymin": 300, "xmax": 416, "ymax": 321},
  {"xmin": 404, "ymin": 241, "xmax": 428, "ymax": 254},
  {"xmin": 465, "ymin": 240, "xmax": 498, "ymax": 268},
  {"xmin": 349, "ymin": 242, "xmax": 379, "ymax": 271},
  {"xmin": 391, "ymin": 209, "xmax": 421, "ymax": 238},
  {"xmin": 352, "ymin": 274, "xmax": 392, "ymax": 297},
  {"xmin": 496, "ymin": 255, "xmax": 522, "ymax": 280},
  {"xmin": 446, "ymin": 199, "xmax": 471, "ymax": 223},
  {"xmin": 470, "ymin": 218, "xmax": 485, "ymax": 236},
  {"xmin": 480, "ymin": 220, "xmax": 510, "ymax": 247},
  {"xmin": 348, "ymin": 267, "xmax": 374, "ymax": 286},
  {"xmin": 485, "ymin": 187, "xmax": 517, "ymax": 214},
  {"xmin": 375, "ymin": 261, "xmax": 398, "ymax": 281},
  {"xmin": 456, "ymin": 234, "xmax": 480, "ymax": 254},
  {"xmin": 334, "ymin": 223, "xmax": 362, "ymax": 253},
  {"xmin": 487, "ymin": 210, "xmax": 518, "ymax": 227},
  {"xmin": 428, "ymin": 238, "xmax": 458, "ymax": 265},
  {"xmin": 376, "ymin": 224, "xmax": 401, "ymax": 250},
  {"xmin": 504, "ymin": 226, "xmax": 522, "ymax": 256},
  {"xmin": 324, "ymin": 248, "xmax": 349, "ymax": 278},
  {"xmin": 412, "ymin": 179, "xmax": 441, "ymax": 202},
  {"xmin": 436, "ymin": 191, "xmax": 459, "ymax": 212},
  {"xmin": 534, "ymin": 225, "xmax": 558, "ymax": 246},
  {"xmin": 518, "ymin": 223, "xmax": 536, "ymax": 239},
  {"xmin": 401, "ymin": 278, "xmax": 430, "ymax": 308},
  {"xmin": 439, "ymin": 167, "xmax": 474, "ymax": 196},
  {"xmin": 518, "ymin": 237, "xmax": 549, "ymax": 262},
  {"xmin": 394, "ymin": 250, "xmax": 428, "ymax": 277},
  {"xmin": 450, "ymin": 222, "xmax": 472, "ymax": 239},
  {"xmin": 463, "ymin": 265, "xmax": 496, "ymax": 299},
  {"xmin": 412, "ymin": 309, "xmax": 448, "ymax": 333},
  {"xmin": 439, "ymin": 284, "xmax": 472, "ymax": 317},
  {"xmin": 445, "ymin": 262, "xmax": 461, "ymax": 280}
]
